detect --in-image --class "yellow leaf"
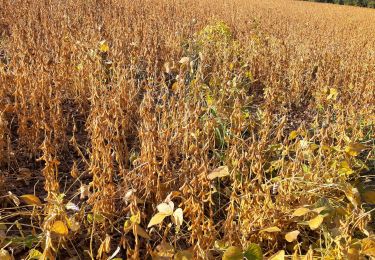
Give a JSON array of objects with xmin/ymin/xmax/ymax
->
[
  {"xmin": 362, "ymin": 191, "xmax": 375, "ymax": 204},
  {"xmin": 338, "ymin": 161, "xmax": 354, "ymax": 176},
  {"xmin": 99, "ymin": 40, "xmax": 109, "ymax": 52},
  {"xmin": 345, "ymin": 143, "xmax": 367, "ymax": 157},
  {"xmin": 362, "ymin": 238, "xmax": 375, "ymax": 257},
  {"xmin": 134, "ymin": 224, "xmax": 150, "ymax": 239},
  {"xmin": 76, "ymin": 63, "xmax": 83, "ymax": 71},
  {"xmin": 285, "ymin": 230, "xmax": 300, "ymax": 242},
  {"xmin": 20, "ymin": 194, "xmax": 42, "ymax": 206},
  {"xmin": 157, "ymin": 202, "xmax": 174, "ymax": 215},
  {"xmin": 0, "ymin": 249, "xmax": 12, "ymax": 260},
  {"xmin": 260, "ymin": 226, "xmax": 281, "ymax": 233},
  {"xmin": 222, "ymin": 246, "xmax": 243, "ymax": 260},
  {"xmin": 292, "ymin": 207, "xmax": 310, "ymax": 217},
  {"xmin": 130, "ymin": 212, "xmax": 141, "ymax": 224},
  {"xmin": 123, "ymin": 220, "xmax": 132, "ymax": 233},
  {"xmin": 312, "ymin": 206, "xmax": 327, "ymax": 214},
  {"xmin": 172, "ymin": 208, "xmax": 183, "ymax": 227},
  {"xmin": 147, "ymin": 212, "xmax": 168, "ymax": 228},
  {"xmin": 288, "ymin": 131, "xmax": 298, "ymax": 141},
  {"xmin": 206, "ymin": 94, "xmax": 214, "ymax": 106},
  {"xmin": 269, "ymin": 250, "xmax": 285, "ymax": 260},
  {"xmin": 51, "ymin": 220, "xmax": 68, "ymax": 236},
  {"xmin": 28, "ymin": 248, "xmax": 43, "ymax": 259},
  {"xmin": 207, "ymin": 166, "xmax": 230, "ymax": 180},
  {"xmin": 327, "ymin": 88, "xmax": 338, "ymax": 100},
  {"xmin": 308, "ymin": 215, "xmax": 324, "ymax": 230}
]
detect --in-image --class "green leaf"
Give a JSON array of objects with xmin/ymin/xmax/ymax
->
[{"xmin": 244, "ymin": 243, "xmax": 263, "ymax": 260}]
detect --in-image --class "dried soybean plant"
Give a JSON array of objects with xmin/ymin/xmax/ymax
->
[{"xmin": 0, "ymin": 0, "xmax": 374, "ymax": 259}]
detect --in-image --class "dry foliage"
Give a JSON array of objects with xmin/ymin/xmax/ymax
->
[{"xmin": 0, "ymin": 0, "xmax": 374, "ymax": 259}]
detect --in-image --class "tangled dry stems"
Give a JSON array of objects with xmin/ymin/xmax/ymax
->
[{"xmin": 0, "ymin": 0, "xmax": 374, "ymax": 259}]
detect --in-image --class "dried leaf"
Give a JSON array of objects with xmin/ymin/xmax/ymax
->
[
  {"xmin": 67, "ymin": 217, "xmax": 80, "ymax": 232},
  {"xmin": 260, "ymin": 226, "xmax": 281, "ymax": 233},
  {"xmin": 243, "ymin": 243, "xmax": 263, "ymax": 260},
  {"xmin": 65, "ymin": 202, "xmax": 79, "ymax": 211},
  {"xmin": 222, "ymin": 246, "xmax": 243, "ymax": 260},
  {"xmin": 269, "ymin": 250, "xmax": 285, "ymax": 260},
  {"xmin": 17, "ymin": 168, "xmax": 32, "ymax": 183},
  {"xmin": 8, "ymin": 191, "xmax": 20, "ymax": 206},
  {"xmin": 51, "ymin": 221, "xmax": 68, "ymax": 236},
  {"xmin": 347, "ymin": 247, "xmax": 360, "ymax": 259},
  {"xmin": 179, "ymin": 57, "xmax": 190, "ymax": 65},
  {"xmin": 345, "ymin": 187, "xmax": 361, "ymax": 208},
  {"xmin": 80, "ymin": 184, "xmax": 91, "ymax": 200},
  {"xmin": 207, "ymin": 166, "xmax": 230, "ymax": 180},
  {"xmin": 20, "ymin": 194, "xmax": 42, "ymax": 206},
  {"xmin": 362, "ymin": 191, "xmax": 375, "ymax": 204},
  {"xmin": 285, "ymin": 230, "xmax": 300, "ymax": 242},
  {"xmin": 292, "ymin": 207, "xmax": 310, "ymax": 217},
  {"xmin": 174, "ymin": 249, "xmax": 193, "ymax": 260},
  {"xmin": 165, "ymin": 191, "xmax": 181, "ymax": 203},
  {"xmin": 0, "ymin": 230, "xmax": 5, "ymax": 245},
  {"xmin": 97, "ymin": 234, "xmax": 111, "ymax": 258},
  {"xmin": 308, "ymin": 215, "xmax": 324, "ymax": 230},
  {"xmin": 362, "ymin": 238, "xmax": 375, "ymax": 257},
  {"xmin": 134, "ymin": 224, "xmax": 150, "ymax": 239},
  {"xmin": 154, "ymin": 241, "xmax": 174, "ymax": 257},
  {"xmin": 124, "ymin": 189, "xmax": 136, "ymax": 204},
  {"xmin": 148, "ymin": 212, "xmax": 168, "ymax": 228}
]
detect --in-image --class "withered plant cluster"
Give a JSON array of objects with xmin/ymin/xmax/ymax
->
[{"xmin": 0, "ymin": 0, "xmax": 374, "ymax": 259}]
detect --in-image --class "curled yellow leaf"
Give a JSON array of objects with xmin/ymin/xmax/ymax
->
[
  {"xmin": 260, "ymin": 226, "xmax": 281, "ymax": 233},
  {"xmin": 308, "ymin": 215, "xmax": 324, "ymax": 230},
  {"xmin": 20, "ymin": 194, "xmax": 42, "ymax": 206},
  {"xmin": 207, "ymin": 166, "xmax": 230, "ymax": 180},
  {"xmin": 292, "ymin": 207, "xmax": 310, "ymax": 217},
  {"xmin": 285, "ymin": 230, "xmax": 300, "ymax": 242}
]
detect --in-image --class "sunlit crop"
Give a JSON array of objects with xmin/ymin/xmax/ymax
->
[{"xmin": 0, "ymin": 0, "xmax": 374, "ymax": 259}]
